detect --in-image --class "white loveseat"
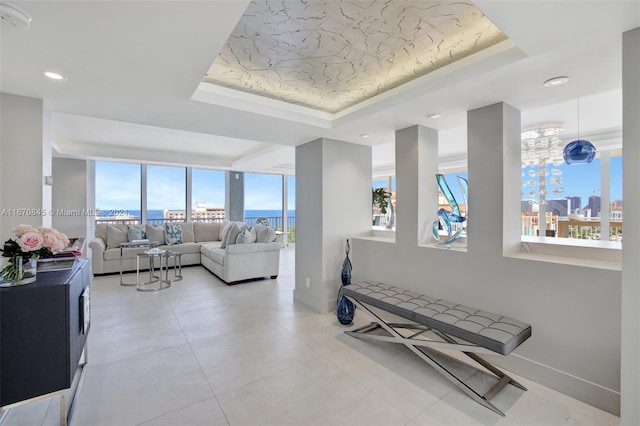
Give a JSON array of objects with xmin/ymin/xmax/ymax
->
[{"xmin": 89, "ymin": 220, "xmax": 280, "ymax": 284}]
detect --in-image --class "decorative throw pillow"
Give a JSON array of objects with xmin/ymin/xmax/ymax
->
[
  {"xmin": 164, "ymin": 223, "xmax": 183, "ymax": 245},
  {"xmin": 252, "ymin": 224, "xmax": 276, "ymax": 243},
  {"xmin": 127, "ymin": 225, "xmax": 146, "ymax": 241},
  {"xmin": 106, "ymin": 224, "xmax": 128, "ymax": 249},
  {"xmin": 180, "ymin": 222, "xmax": 195, "ymax": 243},
  {"xmin": 221, "ymin": 222, "xmax": 245, "ymax": 248},
  {"xmin": 145, "ymin": 224, "xmax": 166, "ymax": 245},
  {"xmin": 245, "ymin": 227, "xmax": 257, "ymax": 243},
  {"xmin": 236, "ymin": 227, "xmax": 256, "ymax": 244},
  {"xmin": 219, "ymin": 219, "xmax": 231, "ymax": 240}
]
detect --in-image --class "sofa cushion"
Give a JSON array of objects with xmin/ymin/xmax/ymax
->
[
  {"xmin": 251, "ymin": 224, "xmax": 276, "ymax": 243},
  {"xmin": 181, "ymin": 222, "xmax": 195, "ymax": 243},
  {"xmin": 158, "ymin": 242, "xmax": 201, "ymax": 255},
  {"xmin": 165, "ymin": 223, "xmax": 183, "ymax": 245},
  {"xmin": 145, "ymin": 224, "xmax": 166, "ymax": 245},
  {"xmin": 127, "ymin": 224, "xmax": 146, "ymax": 241},
  {"xmin": 95, "ymin": 223, "xmax": 108, "ymax": 243},
  {"xmin": 200, "ymin": 241, "xmax": 223, "ymax": 257},
  {"xmin": 219, "ymin": 219, "xmax": 231, "ymax": 240},
  {"xmin": 194, "ymin": 222, "xmax": 221, "ymax": 242},
  {"xmin": 207, "ymin": 248, "xmax": 225, "ymax": 266},
  {"xmin": 106, "ymin": 224, "xmax": 128, "ymax": 249}
]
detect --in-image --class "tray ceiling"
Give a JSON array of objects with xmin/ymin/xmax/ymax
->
[{"xmin": 204, "ymin": 0, "xmax": 507, "ymax": 114}]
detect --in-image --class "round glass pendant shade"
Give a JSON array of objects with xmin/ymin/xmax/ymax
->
[{"xmin": 563, "ymin": 139, "xmax": 596, "ymax": 164}]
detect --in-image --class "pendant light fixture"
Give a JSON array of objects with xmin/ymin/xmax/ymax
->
[{"xmin": 563, "ymin": 98, "xmax": 596, "ymax": 165}]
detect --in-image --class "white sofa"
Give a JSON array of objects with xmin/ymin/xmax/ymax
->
[{"xmin": 89, "ymin": 220, "xmax": 280, "ymax": 284}]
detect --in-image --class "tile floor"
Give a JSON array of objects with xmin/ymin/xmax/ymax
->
[{"xmin": 2, "ymin": 248, "xmax": 620, "ymax": 426}]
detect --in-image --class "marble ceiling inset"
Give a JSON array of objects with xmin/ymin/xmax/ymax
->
[{"xmin": 204, "ymin": 0, "xmax": 507, "ymax": 114}]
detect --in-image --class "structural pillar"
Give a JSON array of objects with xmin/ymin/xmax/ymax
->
[
  {"xmin": 294, "ymin": 138, "xmax": 371, "ymax": 313},
  {"xmin": 621, "ymin": 26, "xmax": 640, "ymax": 426}
]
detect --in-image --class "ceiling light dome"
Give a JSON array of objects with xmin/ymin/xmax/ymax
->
[
  {"xmin": 0, "ymin": 2, "xmax": 32, "ymax": 31},
  {"xmin": 543, "ymin": 76, "xmax": 569, "ymax": 87}
]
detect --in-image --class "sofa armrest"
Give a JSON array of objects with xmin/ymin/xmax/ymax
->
[
  {"xmin": 226, "ymin": 242, "xmax": 281, "ymax": 254},
  {"xmin": 88, "ymin": 237, "xmax": 106, "ymax": 274}
]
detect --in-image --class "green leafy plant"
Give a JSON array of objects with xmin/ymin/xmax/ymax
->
[{"xmin": 372, "ymin": 188, "xmax": 391, "ymax": 214}]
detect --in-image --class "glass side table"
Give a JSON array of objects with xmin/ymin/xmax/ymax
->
[
  {"xmin": 164, "ymin": 250, "xmax": 183, "ymax": 282},
  {"xmin": 119, "ymin": 240, "xmax": 159, "ymax": 286},
  {"xmin": 136, "ymin": 248, "xmax": 171, "ymax": 292}
]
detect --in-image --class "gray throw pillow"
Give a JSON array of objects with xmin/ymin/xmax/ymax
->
[
  {"xmin": 252, "ymin": 224, "xmax": 276, "ymax": 243},
  {"xmin": 145, "ymin": 224, "xmax": 166, "ymax": 245},
  {"xmin": 181, "ymin": 222, "xmax": 195, "ymax": 243},
  {"xmin": 221, "ymin": 222, "xmax": 245, "ymax": 248},
  {"xmin": 106, "ymin": 224, "xmax": 128, "ymax": 249}
]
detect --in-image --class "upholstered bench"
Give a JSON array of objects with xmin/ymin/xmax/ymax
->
[{"xmin": 342, "ymin": 281, "xmax": 532, "ymax": 416}]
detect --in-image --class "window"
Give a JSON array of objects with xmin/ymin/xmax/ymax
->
[
  {"xmin": 147, "ymin": 165, "xmax": 186, "ymax": 224},
  {"xmin": 520, "ymin": 92, "xmax": 622, "ymax": 244},
  {"xmin": 372, "ymin": 175, "xmax": 395, "ymax": 229},
  {"xmin": 95, "ymin": 161, "xmax": 141, "ymax": 223},
  {"xmin": 244, "ymin": 172, "xmax": 283, "ymax": 229},
  {"xmin": 286, "ymin": 175, "xmax": 296, "ymax": 243},
  {"xmin": 192, "ymin": 169, "xmax": 225, "ymax": 222}
]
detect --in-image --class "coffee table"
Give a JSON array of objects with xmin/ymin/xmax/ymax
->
[
  {"xmin": 119, "ymin": 240, "xmax": 159, "ymax": 286},
  {"xmin": 136, "ymin": 248, "xmax": 171, "ymax": 292}
]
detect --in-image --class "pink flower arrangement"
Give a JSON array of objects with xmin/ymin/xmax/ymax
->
[{"xmin": 2, "ymin": 224, "xmax": 70, "ymax": 260}]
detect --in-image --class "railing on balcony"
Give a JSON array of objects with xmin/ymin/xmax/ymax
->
[{"xmin": 521, "ymin": 214, "xmax": 623, "ymax": 241}]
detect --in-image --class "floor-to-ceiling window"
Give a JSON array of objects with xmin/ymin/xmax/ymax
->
[
  {"xmin": 95, "ymin": 161, "xmax": 141, "ymax": 223},
  {"xmin": 147, "ymin": 165, "xmax": 186, "ymax": 224},
  {"xmin": 286, "ymin": 175, "xmax": 296, "ymax": 243},
  {"xmin": 192, "ymin": 168, "xmax": 225, "ymax": 222},
  {"xmin": 244, "ymin": 172, "xmax": 283, "ymax": 228}
]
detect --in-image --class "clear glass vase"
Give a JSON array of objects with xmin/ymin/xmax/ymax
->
[{"xmin": 0, "ymin": 256, "xmax": 37, "ymax": 287}]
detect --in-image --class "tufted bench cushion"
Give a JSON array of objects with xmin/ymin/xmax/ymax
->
[{"xmin": 342, "ymin": 281, "xmax": 531, "ymax": 355}]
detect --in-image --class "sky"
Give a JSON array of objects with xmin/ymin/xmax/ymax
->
[{"xmin": 95, "ymin": 162, "xmax": 295, "ymax": 211}]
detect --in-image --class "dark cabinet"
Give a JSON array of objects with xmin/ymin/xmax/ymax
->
[{"xmin": 0, "ymin": 259, "xmax": 90, "ymax": 406}]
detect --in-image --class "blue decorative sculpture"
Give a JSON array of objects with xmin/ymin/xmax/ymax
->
[
  {"xmin": 563, "ymin": 139, "xmax": 596, "ymax": 165},
  {"xmin": 336, "ymin": 239, "xmax": 355, "ymax": 325},
  {"xmin": 432, "ymin": 174, "xmax": 468, "ymax": 245}
]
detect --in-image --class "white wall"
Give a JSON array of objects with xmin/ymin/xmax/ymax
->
[
  {"xmin": 295, "ymin": 138, "xmax": 372, "ymax": 313},
  {"xmin": 352, "ymin": 102, "xmax": 621, "ymax": 414},
  {"xmin": 620, "ymin": 26, "xmax": 640, "ymax": 426},
  {"xmin": 52, "ymin": 158, "xmax": 90, "ymax": 255},
  {"xmin": 0, "ymin": 93, "xmax": 51, "ymax": 241}
]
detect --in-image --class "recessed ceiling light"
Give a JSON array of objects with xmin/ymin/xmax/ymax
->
[
  {"xmin": 543, "ymin": 76, "xmax": 569, "ymax": 87},
  {"xmin": 360, "ymin": 134, "xmax": 370, "ymax": 138},
  {"xmin": 427, "ymin": 113, "xmax": 443, "ymax": 119},
  {"xmin": 44, "ymin": 71, "xmax": 65, "ymax": 81},
  {"xmin": 0, "ymin": 2, "xmax": 32, "ymax": 31}
]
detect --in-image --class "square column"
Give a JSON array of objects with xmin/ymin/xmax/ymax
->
[
  {"xmin": 395, "ymin": 125, "xmax": 439, "ymax": 247},
  {"xmin": 294, "ymin": 138, "xmax": 372, "ymax": 313},
  {"xmin": 467, "ymin": 102, "xmax": 521, "ymax": 255}
]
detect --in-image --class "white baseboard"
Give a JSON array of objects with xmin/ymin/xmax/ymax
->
[
  {"xmin": 487, "ymin": 352, "xmax": 620, "ymax": 416},
  {"xmin": 292, "ymin": 289, "xmax": 334, "ymax": 314}
]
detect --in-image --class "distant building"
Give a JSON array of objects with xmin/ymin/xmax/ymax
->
[
  {"xmin": 547, "ymin": 199, "xmax": 569, "ymax": 216},
  {"xmin": 566, "ymin": 196, "xmax": 582, "ymax": 213},
  {"xmin": 164, "ymin": 202, "xmax": 225, "ymax": 221},
  {"xmin": 587, "ymin": 196, "xmax": 601, "ymax": 218}
]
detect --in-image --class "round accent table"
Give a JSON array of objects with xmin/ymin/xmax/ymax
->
[{"xmin": 136, "ymin": 248, "xmax": 171, "ymax": 292}]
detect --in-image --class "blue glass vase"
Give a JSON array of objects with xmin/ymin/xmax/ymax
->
[
  {"xmin": 336, "ymin": 239, "xmax": 355, "ymax": 325},
  {"xmin": 336, "ymin": 288, "xmax": 355, "ymax": 325}
]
